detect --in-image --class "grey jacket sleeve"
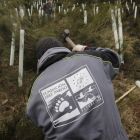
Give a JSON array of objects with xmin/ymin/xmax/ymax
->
[{"xmin": 84, "ymin": 47, "xmax": 121, "ymax": 80}]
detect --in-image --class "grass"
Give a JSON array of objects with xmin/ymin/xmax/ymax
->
[
  {"xmin": 113, "ymin": 74, "xmax": 140, "ymax": 140},
  {"xmin": 0, "ymin": 1, "xmax": 140, "ymax": 140}
]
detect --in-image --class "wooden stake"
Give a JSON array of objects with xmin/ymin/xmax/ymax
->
[{"xmin": 115, "ymin": 86, "xmax": 136, "ymax": 103}]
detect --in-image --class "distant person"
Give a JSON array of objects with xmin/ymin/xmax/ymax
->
[
  {"xmin": 43, "ymin": 0, "xmax": 52, "ymax": 21},
  {"xmin": 26, "ymin": 37, "xmax": 129, "ymax": 140}
]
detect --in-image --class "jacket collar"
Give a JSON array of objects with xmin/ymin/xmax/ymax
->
[{"xmin": 37, "ymin": 47, "xmax": 71, "ymax": 74}]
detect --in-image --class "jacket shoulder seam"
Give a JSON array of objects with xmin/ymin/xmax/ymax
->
[{"xmin": 63, "ymin": 54, "xmax": 119, "ymax": 69}]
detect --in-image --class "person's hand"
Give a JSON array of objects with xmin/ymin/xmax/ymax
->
[{"xmin": 72, "ymin": 44, "xmax": 87, "ymax": 52}]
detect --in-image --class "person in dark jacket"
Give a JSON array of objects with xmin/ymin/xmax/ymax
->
[
  {"xmin": 26, "ymin": 37, "xmax": 129, "ymax": 140},
  {"xmin": 43, "ymin": 0, "xmax": 52, "ymax": 21}
]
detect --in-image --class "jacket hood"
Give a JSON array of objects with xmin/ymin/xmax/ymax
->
[{"xmin": 37, "ymin": 47, "xmax": 71, "ymax": 74}]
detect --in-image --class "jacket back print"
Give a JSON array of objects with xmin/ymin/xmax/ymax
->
[{"xmin": 26, "ymin": 47, "xmax": 129, "ymax": 140}]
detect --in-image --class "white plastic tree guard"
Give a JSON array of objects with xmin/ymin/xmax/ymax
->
[
  {"xmin": 122, "ymin": 8, "xmax": 124, "ymax": 13},
  {"xmin": 111, "ymin": 9, "xmax": 119, "ymax": 49},
  {"xmin": 64, "ymin": 9, "xmax": 66, "ymax": 14},
  {"xmin": 73, "ymin": 4, "xmax": 75, "ymax": 9},
  {"xmin": 31, "ymin": 5, "xmax": 33, "ymax": 16},
  {"xmin": 118, "ymin": 8, "xmax": 124, "ymax": 63},
  {"xmin": 10, "ymin": 12, "xmax": 13, "ymax": 19},
  {"xmin": 96, "ymin": 7, "xmax": 99, "ymax": 14},
  {"xmin": 37, "ymin": 2, "xmax": 39, "ymax": 10},
  {"xmin": 72, "ymin": 7, "xmax": 74, "ymax": 11},
  {"xmin": 28, "ymin": 9, "xmax": 31, "ymax": 17},
  {"xmin": 133, "ymin": 2, "xmax": 135, "ymax": 10},
  {"xmin": 134, "ymin": 6, "xmax": 137, "ymax": 19},
  {"xmin": 10, "ymin": 23, "xmax": 17, "ymax": 66},
  {"xmin": 39, "ymin": 8, "xmax": 41, "ymax": 18},
  {"xmin": 59, "ymin": 6, "xmax": 60, "ymax": 13},
  {"xmin": 84, "ymin": 10, "xmax": 87, "ymax": 24},
  {"xmin": 126, "ymin": 1, "xmax": 127, "ymax": 7},
  {"xmin": 18, "ymin": 30, "xmax": 25, "ymax": 87},
  {"xmin": 127, "ymin": 5, "xmax": 130, "ymax": 14},
  {"xmin": 15, "ymin": 8, "xmax": 18, "ymax": 16},
  {"xmin": 126, "ymin": 2, "xmax": 130, "ymax": 13},
  {"xmin": 33, "ymin": 2, "xmax": 36, "ymax": 8},
  {"xmin": 82, "ymin": 4, "xmax": 85, "ymax": 10},
  {"xmin": 19, "ymin": 6, "xmax": 24, "ymax": 20}
]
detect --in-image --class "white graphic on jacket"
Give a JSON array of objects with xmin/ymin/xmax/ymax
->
[
  {"xmin": 53, "ymin": 97, "xmax": 72, "ymax": 113},
  {"xmin": 77, "ymin": 75, "xmax": 84, "ymax": 85},
  {"xmin": 66, "ymin": 68, "xmax": 94, "ymax": 94},
  {"xmin": 51, "ymin": 91, "xmax": 80, "ymax": 125},
  {"xmin": 41, "ymin": 85, "xmax": 80, "ymax": 127},
  {"xmin": 40, "ymin": 65, "xmax": 104, "ymax": 128},
  {"xmin": 75, "ymin": 85, "xmax": 102, "ymax": 111}
]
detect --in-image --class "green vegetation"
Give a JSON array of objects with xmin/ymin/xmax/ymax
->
[{"xmin": 0, "ymin": 0, "xmax": 140, "ymax": 140}]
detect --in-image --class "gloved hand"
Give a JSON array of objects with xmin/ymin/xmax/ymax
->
[{"xmin": 72, "ymin": 44, "xmax": 87, "ymax": 52}]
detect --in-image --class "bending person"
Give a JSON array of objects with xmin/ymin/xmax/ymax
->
[{"xmin": 26, "ymin": 37, "xmax": 129, "ymax": 140}]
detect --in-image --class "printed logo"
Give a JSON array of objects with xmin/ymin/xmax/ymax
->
[
  {"xmin": 66, "ymin": 68, "xmax": 94, "ymax": 94},
  {"xmin": 40, "ymin": 65, "xmax": 104, "ymax": 128},
  {"xmin": 40, "ymin": 80, "xmax": 80, "ymax": 127},
  {"xmin": 75, "ymin": 85, "xmax": 102, "ymax": 112}
]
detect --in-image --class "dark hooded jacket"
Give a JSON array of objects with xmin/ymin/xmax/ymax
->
[
  {"xmin": 26, "ymin": 47, "xmax": 129, "ymax": 140},
  {"xmin": 43, "ymin": 3, "xmax": 52, "ymax": 14}
]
